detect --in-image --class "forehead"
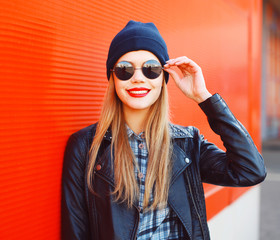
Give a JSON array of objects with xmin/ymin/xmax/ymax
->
[{"xmin": 117, "ymin": 50, "xmax": 159, "ymax": 63}]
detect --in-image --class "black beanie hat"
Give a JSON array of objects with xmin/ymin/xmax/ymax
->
[{"xmin": 106, "ymin": 20, "xmax": 169, "ymax": 83}]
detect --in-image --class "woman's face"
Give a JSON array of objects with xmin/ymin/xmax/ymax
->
[{"xmin": 113, "ymin": 50, "xmax": 164, "ymax": 113}]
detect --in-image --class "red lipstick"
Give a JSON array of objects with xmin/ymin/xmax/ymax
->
[{"xmin": 127, "ymin": 88, "xmax": 150, "ymax": 98}]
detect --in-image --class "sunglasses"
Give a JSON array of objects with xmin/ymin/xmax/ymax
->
[{"xmin": 111, "ymin": 60, "xmax": 163, "ymax": 80}]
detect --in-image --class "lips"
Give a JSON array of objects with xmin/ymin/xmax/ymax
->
[{"xmin": 127, "ymin": 88, "xmax": 150, "ymax": 98}]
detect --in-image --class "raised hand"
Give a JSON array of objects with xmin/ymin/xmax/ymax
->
[{"xmin": 164, "ymin": 56, "xmax": 212, "ymax": 103}]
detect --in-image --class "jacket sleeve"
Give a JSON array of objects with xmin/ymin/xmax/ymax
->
[
  {"xmin": 198, "ymin": 94, "xmax": 266, "ymax": 186},
  {"xmin": 61, "ymin": 133, "xmax": 91, "ymax": 240}
]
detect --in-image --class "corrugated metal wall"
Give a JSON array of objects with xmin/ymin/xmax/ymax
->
[{"xmin": 0, "ymin": 0, "xmax": 262, "ymax": 239}]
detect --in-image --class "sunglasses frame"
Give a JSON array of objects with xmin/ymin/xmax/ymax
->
[{"xmin": 111, "ymin": 60, "xmax": 164, "ymax": 81}]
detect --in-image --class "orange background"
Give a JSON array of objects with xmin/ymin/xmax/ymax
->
[{"xmin": 0, "ymin": 0, "xmax": 262, "ymax": 239}]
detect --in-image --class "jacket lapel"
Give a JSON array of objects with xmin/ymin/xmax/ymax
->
[
  {"xmin": 95, "ymin": 125, "xmax": 194, "ymax": 188},
  {"xmin": 95, "ymin": 142, "xmax": 115, "ymax": 187},
  {"xmin": 168, "ymin": 142, "xmax": 193, "ymax": 238}
]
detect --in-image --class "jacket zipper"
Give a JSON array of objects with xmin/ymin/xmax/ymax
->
[{"xmin": 185, "ymin": 171, "xmax": 206, "ymax": 240}]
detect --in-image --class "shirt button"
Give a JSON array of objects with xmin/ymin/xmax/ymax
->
[
  {"xmin": 185, "ymin": 157, "xmax": 190, "ymax": 164},
  {"xmin": 138, "ymin": 172, "xmax": 144, "ymax": 179},
  {"xmin": 139, "ymin": 143, "xmax": 144, "ymax": 149},
  {"xmin": 141, "ymin": 133, "xmax": 145, "ymax": 139},
  {"xmin": 96, "ymin": 164, "xmax": 102, "ymax": 171},
  {"xmin": 138, "ymin": 206, "xmax": 142, "ymax": 213}
]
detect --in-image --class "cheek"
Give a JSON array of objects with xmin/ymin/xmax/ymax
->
[
  {"xmin": 154, "ymin": 86, "xmax": 163, "ymax": 100},
  {"xmin": 114, "ymin": 82, "xmax": 120, "ymax": 96},
  {"xmin": 153, "ymin": 78, "xmax": 164, "ymax": 94},
  {"xmin": 114, "ymin": 81, "xmax": 126, "ymax": 101}
]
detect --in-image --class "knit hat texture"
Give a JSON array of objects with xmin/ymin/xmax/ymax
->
[{"xmin": 106, "ymin": 20, "xmax": 169, "ymax": 83}]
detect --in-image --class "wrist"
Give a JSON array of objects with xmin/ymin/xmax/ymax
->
[{"xmin": 193, "ymin": 91, "xmax": 212, "ymax": 103}]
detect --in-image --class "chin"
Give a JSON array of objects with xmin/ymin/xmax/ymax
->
[{"xmin": 128, "ymin": 105, "xmax": 151, "ymax": 111}]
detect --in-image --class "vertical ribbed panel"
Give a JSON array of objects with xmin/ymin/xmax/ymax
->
[
  {"xmin": 0, "ymin": 1, "xmax": 169, "ymax": 239},
  {"xmin": 0, "ymin": 0, "xmax": 260, "ymax": 239}
]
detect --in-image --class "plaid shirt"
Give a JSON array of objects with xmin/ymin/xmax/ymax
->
[{"xmin": 126, "ymin": 126, "xmax": 185, "ymax": 240}]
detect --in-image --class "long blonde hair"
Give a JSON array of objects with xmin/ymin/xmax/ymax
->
[{"xmin": 87, "ymin": 76, "xmax": 172, "ymax": 209}]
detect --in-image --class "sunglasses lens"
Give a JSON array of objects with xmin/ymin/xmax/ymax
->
[
  {"xmin": 114, "ymin": 61, "xmax": 134, "ymax": 80},
  {"xmin": 113, "ymin": 60, "xmax": 162, "ymax": 80},
  {"xmin": 142, "ymin": 60, "xmax": 162, "ymax": 79}
]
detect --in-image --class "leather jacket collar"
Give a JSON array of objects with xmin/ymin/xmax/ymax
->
[
  {"xmin": 97, "ymin": 124, "xmax": 193, "ymax": 188},
  {"xmin": 102, "ymin": 123, "xmax": 193, "ymax": 142}
]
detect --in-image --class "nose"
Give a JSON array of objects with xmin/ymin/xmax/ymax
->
[{"xmin": 131, "ymin": 68, "xmax": 145, "ymax": 83}]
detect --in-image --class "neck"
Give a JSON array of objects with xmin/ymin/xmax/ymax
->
[{"xmin": 123, "ymin": 107, "xmax": 149, "ymax": 134}]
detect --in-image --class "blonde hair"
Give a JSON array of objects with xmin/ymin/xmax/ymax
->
[{"xmin": 87, "ymin": 76, "xmax": 172, "ymax": 209}]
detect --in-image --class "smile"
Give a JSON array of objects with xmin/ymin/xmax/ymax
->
[{"xmin": 127, "ymin": 88, "xmax": 150, "ymax": 98}]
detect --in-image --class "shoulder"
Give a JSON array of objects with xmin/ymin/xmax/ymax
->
[
  {"xmin": 65, "ymin": 123, "xmax": 98, "ymax": 157},
  {"xmin": 69, "ymin": 122, "xmax": 98, "ymax": 146},
  {"xmin": 169, "ymin": 123, "xmax": 200, "ymax": 139},
  {"xmin": 72, "ymin": 122, "xmax": 98, "ymax": 139}
]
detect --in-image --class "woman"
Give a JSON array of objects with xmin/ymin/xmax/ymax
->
[{"xmin": 61, "ymin": 20, "xmax": 266, "ymax": 240}]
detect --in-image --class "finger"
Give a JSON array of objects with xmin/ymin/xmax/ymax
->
[
  {"xmin": 174, "ymin": 59, "xmax": 191, "ymax": 66},
  {"xmin": 166, "ymin": 60, "xmax": 193, "ymax": 75},
  {"xmin": 181, "ymin": 58, "xmax": 201, "ymax": 70},
  {"xmin": 163, "ymin": 68, "xmax": 182, "ymax": 85},
  {"xmin": 167, "ymin": 57, "xmax": 201, "ymax": 70},
  {"xmin": 164, "ymin": 63, "xmax": 192, "ymax": 78},
  {"xmin": 167, "ymin": 60, "xmax": 192, "ymax": 70},
  {"xmin": 178, "ymin": 61, "xmax": 202, "ymax": 75},
  {"xmin": 166, "ymin": 57, "xmax": 188, "ymax": 65},
  {"xmin": 165, "ymin": 58, "xmax": 176, "ymax": 63}
]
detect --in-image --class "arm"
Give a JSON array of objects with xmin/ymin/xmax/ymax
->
[
  {"xmin": 164, "ymin": 56, "xmax": 266, "ymax": 186},
  {"xmin": 198, "ymin": 94, "xmax": 266, "ymax": 186},
  {"xmin": 61, "ymin": 134, "xmax": 90, "ymax": 240}
]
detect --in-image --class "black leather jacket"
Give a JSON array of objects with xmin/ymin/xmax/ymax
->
[{"xmin": 61, "ymin": 94, "xmax": 266, "ymax": 240}]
